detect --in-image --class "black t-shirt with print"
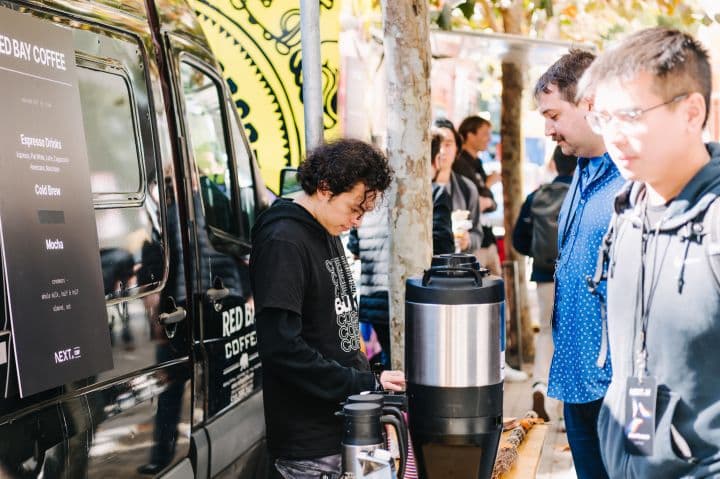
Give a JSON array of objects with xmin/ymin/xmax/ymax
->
[{"xmin": 250, "ymin": 200, "xmax": 375, "ymax": 459}]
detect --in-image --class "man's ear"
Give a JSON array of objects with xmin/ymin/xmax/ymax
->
[
  {"xmin": 316, "ymin": 181, "xmax": 332, "ymax": 201},
  {"xmin": 578, "ymin": 96, "xmax": 594, "ymax": 112},
  {"xmin": 685, "ymin": 92, "xmax": 707, "ymax": 132}
]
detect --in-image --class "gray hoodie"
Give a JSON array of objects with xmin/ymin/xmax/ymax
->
[{"xmin": 599, "ymin": 143, "xmax": 720, "ymax": 478}]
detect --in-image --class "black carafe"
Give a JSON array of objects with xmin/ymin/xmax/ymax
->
[
  {"xmin": 338, "ymin": 402, "xmax": 407, "ymax": 478},
  {"xmin": 346, "ymin": 393, "xmax": 409, "ymax": 478}
]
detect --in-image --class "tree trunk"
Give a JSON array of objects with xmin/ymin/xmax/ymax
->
[
  {"xmin": 381, "ymin": 0, "xmax": 432, "ymax": 371},
  {"xmin": 501, "ymin": 1, "xmax": 534, "ymax": 363}
]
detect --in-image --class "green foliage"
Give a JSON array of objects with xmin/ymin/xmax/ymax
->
[
  {"xmin": 457, "ymin": 0, "xmax": 476, "ymax": 20},
  {"xmin": 429, "ymin": 0, "xmax": 715, "ymax": 46}
]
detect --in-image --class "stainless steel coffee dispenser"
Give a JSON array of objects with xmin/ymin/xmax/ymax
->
[
  {"xmin": 405, "ymin": 254, "xmax": 504, "ymax": 479},
  {"xmin": 338, "ymin": 401, "xmax": 407, "ymax": 479},
  {"xmin": 346, "ymin": 393, "xmax": 409, "ymax": 478}
]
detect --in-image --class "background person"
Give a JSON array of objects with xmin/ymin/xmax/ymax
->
[
  {"xmin": 432, "ymin": 119, "xmax": 484, "ymax": 255},
  {"xmin": 429, "ymin": 130, "xmax": 456, "ymax": 256},
  {"xmin": 456, "ymin": 115, "xmax": 501, "ymax": 275}
]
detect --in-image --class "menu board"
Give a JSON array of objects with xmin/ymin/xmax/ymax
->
[{"xmin": 0, "ymin": 7, "xmax": 112, "ymax": 397}]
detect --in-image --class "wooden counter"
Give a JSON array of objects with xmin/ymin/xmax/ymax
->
[{"xmin": 500, "ymin": 423, "xmax": 549, "ymax": 479}]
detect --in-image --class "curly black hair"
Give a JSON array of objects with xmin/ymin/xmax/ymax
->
[{"xmin": 297, "ymin": 138, "xmax": 393, "ymax": 203}]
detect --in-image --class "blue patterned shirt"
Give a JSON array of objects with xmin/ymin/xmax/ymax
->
[{"xmin": 548, "ymin": 153, "xmax": 624, "ymax": 404}]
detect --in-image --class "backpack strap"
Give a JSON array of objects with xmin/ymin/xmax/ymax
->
[
  {"xmin": 587, "ymin": 220, "xmax": 615, "ymax": 294},
  {"xmin": 586, "ymin": 214, "xmax": 620, "ymax": 369},
  {"xmin": 706, "ymin": 197, "xmax": 720, "ymax": 286}
]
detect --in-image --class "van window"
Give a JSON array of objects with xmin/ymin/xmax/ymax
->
[
  {"xmin": 228, "ymin": 109, "xmax": 256, "ymax": 237},
  {"xmin": 76, "ymin": 62, "xmax": 160, "ymax": 300},
  {"xmin": 180, "ymin": 62, "xmax": 239, "ymax": 237},
  {"xmin": 77, "ymin": 65, "xmax": 143, "ymax": 197}
]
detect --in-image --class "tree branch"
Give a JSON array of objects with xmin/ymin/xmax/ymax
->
[{"xmin": 477, "ymin": 0, "xmax": 499, "ymax": 32}]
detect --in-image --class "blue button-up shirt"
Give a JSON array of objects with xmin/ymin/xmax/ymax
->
[{"xmin": 548, "ymin": 153, "xmax": 624, "ymax": 404}]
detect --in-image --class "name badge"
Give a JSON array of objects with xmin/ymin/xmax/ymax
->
[{"xmin": 624, "ymin": 376, "xmax": 657, "ymax": 456}]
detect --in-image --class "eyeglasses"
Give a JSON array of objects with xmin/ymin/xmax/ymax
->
[{"xmin": 585, "ymin": 93, "xmax": 688, "ymax": 135}]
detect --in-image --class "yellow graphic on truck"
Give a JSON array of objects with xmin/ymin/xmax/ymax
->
[{"xmin": 191, "ymin": 0, "xmax": 340, "ymax": 193}]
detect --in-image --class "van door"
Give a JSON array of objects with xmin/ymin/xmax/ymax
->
[{"xmin": 169, "ymin": 42, "xmax": 265, "ymax": 478}]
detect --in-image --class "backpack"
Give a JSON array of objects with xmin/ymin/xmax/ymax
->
[
  {"xmin": 707, "ymin": 197, "xmax": 720, "ymax": 285},
  {"xmin": 529, "ymin": 182, "xmax": 570, "ymax": 273}
]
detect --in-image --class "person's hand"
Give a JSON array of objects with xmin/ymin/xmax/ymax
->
[
  {"xmin": 486, "ymin": 171, "xmax": 501, "ymax": 187},
  {"xmin": 455, "ymin": 230, "xmax": 470, "ymax": 252},
  {"xmin": 379, "ymin": 370, "xmax": 406, "ymax": 392}
]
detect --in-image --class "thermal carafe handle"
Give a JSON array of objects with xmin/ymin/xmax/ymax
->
[
  {"xmin": 421, "ymin": 266, "xmax": 483, "ymax": 287},
  {"xmin": 381, "ymin": 414, "xmax": 408, "ymax": 479},
  {"xmin": 382, "ymin": 406, "xmax": 408, "ymax": 458}
]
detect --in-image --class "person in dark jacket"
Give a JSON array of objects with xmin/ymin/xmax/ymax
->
[
  {"xmin": 432, "ymin": 119, "xmax": 484, "ymax": 254},
  {"xmin": 578, "ymin": 27, "xmax": 720, "ymax": 479},
  {"xmin": 429, "ymin": 131, "xmax": 456, "ymax": 256},
  {"xmin": 347, "ymin": 206, "xmax": 391, "ymax": 366},
  {"xmin": 513, "ymin": 146, "xmax": 577, "ymax": 422},
  {"xmin": 347, "ymin": 131, "xmax": 454, "ymax": 367},
  {"xmin": 457, "ymin": 115, "xmax": 501, "ymax": 274},
  {"xmin": 250, "ymin": 139, "xmax": 405, "ymax": 478},
  {"xmin": 454, "ymin": 116, "xmax": 499, "ymax": 207}
]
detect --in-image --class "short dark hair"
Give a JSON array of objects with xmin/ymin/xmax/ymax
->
[
  {"xmin": 430, "ymin": 129, "xmax": 442, "ymax": 164},
  {"xmin": 297, "ymin": 138, "xmax": 393, "ymax": 202},
  {"xmin": 432, "ymin": 118, "xmax": 462, "ymax": 151},
  {"xmin": 578, "ymin": 27, "xmax": 711, "ymax": 126},
  {"xmin": 458, "ymin": 116, "xmax": 491, "ymax": 141},
  {"xmin": 552, "ymin": 146, "xmax": 577, "ymax": 177},
  {"xmin": 534, "ymin": 49, "xmax": 596, "ymax": 103}
]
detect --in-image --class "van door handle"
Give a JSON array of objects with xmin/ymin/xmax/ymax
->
[
  {"xmin": 159, "ymin": 306, "xmax": 186, "ymax": 326},
  {"xmin": 206, "ymin": 277, "xmax": 230, "ymax": 302},
  {"xmin": 206, "ymin": 286, "xmax": 229, "ymax": 302}
]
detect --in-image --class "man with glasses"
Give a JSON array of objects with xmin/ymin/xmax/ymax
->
[
  {"xmin": 250, "ymin": 139, "xmax": 406, "ymax": 478},
  {"xmin": 578, "ymin": 28, "xmax": 720, "ymax": 478},
  {"xmin": 534, "ymin": 49, "xmax": 625, "ymax": 479}
]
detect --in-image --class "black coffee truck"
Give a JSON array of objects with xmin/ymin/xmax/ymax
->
[{"xmin": 0, "ymin": 0, "xmax": 270, "ymax": 477}]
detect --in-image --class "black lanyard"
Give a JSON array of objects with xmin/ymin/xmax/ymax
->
[
  {"xmin": 560, "ymin": 157, "xmax": 605, "ymax": 249},
  {"xmin": 559, "ymin": 172, "xmax": 582, "ymax": 250},
  {"xmin": 635, "ymin": 197, "xmax": 671, "ymax": 378}
]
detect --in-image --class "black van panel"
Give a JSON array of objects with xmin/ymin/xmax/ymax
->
[
  {"xmin": 206, "ymin": 391, "xmax": 265, "ymax": 476},
  {"xmin": 164, "ymin": 458, "xmax": 195, "ymax": 479}
]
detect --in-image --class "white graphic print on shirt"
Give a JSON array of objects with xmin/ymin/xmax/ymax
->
[{"xmin": 325, "ymin": 256, "xmax": 360, "ymax": 352}]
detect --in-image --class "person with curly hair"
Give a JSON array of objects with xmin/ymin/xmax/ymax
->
[{"xmin": 250, "ymin": 138, "xmax": 406, "ymax": 478}]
